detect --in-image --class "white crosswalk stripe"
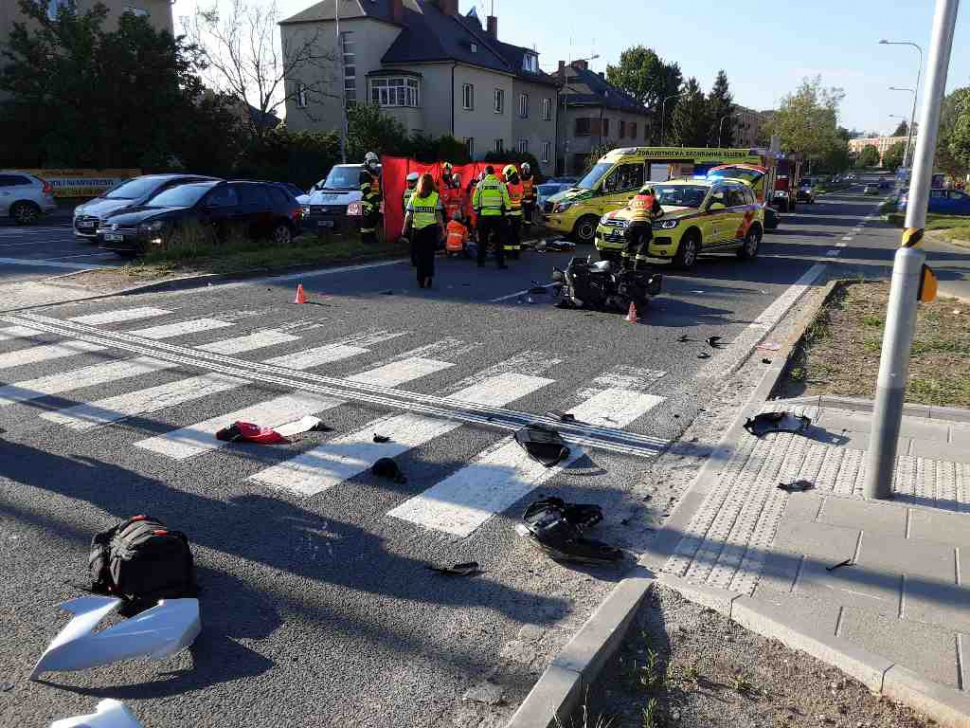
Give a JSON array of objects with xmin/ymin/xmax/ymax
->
[
  {"xmin": 70, "ymin": 307, "xmax": 172, "ymax": 325},
  {"xmin": 387, "ymin": 387, "xmax": 664, "ymax": 536},
  {"xmin": 40, "ymin": 372, "xmax": 246, "ymax": 431},
  {"xmin": 262, "ymin": 330, "xmax": 407, "ymax": 371},
  {"xmin": 252, "ymin": 371, "xmax": 554, "ymax": 496},
  {"xmin": 0, "ymin": 339, "xmax": 105, "ymax": 370},
  {"xmin": 0, "ymin": 325, "xmax": 44, "ymax": 342},
  {"xmin": 197, "ymin": 329, "xmax": 301, "ymax": 355},
  {"xmin": 345, "ymin": 357, "xmax": 454, "ymax": 387},
  {"xmin": 128, "ymin": 318, "xmax": 235, "ymax": 340},
  {"xmin": 0, "ymin": 356, "xmax": 178, "ymax": 407}
]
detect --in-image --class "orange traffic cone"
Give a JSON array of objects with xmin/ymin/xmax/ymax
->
[
  {"xmin": 294, "ymin": 284, "xmax": 308, "ymax": 304},
  {"xmin": 625, "ymin": 301, "xmax": 638, "ymax": 323}
]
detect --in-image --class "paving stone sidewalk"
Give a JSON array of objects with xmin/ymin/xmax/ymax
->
[{"xmin": 650, "ymin": 396, "xmax": 970, "ymax": 696}]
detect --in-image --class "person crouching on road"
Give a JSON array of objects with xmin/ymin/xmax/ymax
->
[
  {"xmin": 359, "ymin": 172, "xmax": 381, "ymax": 244},
  {"xmin": 472, "ymin": 165, "xmax": 510, "ymax": 269},
  {"xmin": 403, "ymin": 173, "xmax": 444, "ymax": 289},
  {"xmin": 445, "ymin": 211, "xmax": 469, "ymax": 257},
  {"xmin": 622, "ymin": 184, "xmax": 664, "ymax": 271},
  {"xmin": 503, "ymin": 164, "xmax": 524, "ymax": 259}
]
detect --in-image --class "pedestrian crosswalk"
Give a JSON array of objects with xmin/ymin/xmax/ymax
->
[{"xmin": 0, "ymin": 307, "xmax": 671, "ymax": 540}]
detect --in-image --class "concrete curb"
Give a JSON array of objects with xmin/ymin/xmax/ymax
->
[
  {"xmin": 779, "ymin": 394, "xmax": 970, "ymax": 424},
  {"xmin": 506, "ymin": 278, "xmax": 839, "ymax": 728}
]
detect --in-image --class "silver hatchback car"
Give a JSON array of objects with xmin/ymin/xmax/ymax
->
[{"xmin": 0, "ymin": 171, "xmax": 57, "ymax": 224}]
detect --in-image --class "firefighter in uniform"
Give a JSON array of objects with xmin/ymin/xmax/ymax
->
[
  {"xmin": 440, "ymin": 163, "xmax": 464, "ymax": 223},
  {"xmin": 503, "ymin": 164, "xmax": 525, "ymax": 259},
  {"xmin": 520, "ymin": 162, "xmax": 536, "ymax": 227},
  {"xmin": 363, "ymin": 151, "xmax": 382, "ymax": 197},
  {"xmin": 359, "ymin": 172, "xmax": 382, "ymax": 244},
  {"xmin": 472, "ymin": 165, "xmax": 510, "ymax": 269},
  {"xmin": 622, "ymin": 184, "xmax": 664, "ymax": 270}
]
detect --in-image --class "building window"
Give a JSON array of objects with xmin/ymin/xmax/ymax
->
[
  {"xmin": 462, "ymin": 83, "xmax": 474, "ymax": 110},
  {"xmin": 371, "ymin": 77, "xmax": 419, "ymax": 107},
  {"xmin": 619, "ymin": 120, "xmax": 626, "ymax": 138},
  {"xmin": 575, "ymin": 118, "xmax": 591, "ymax": 136},
  {"xmin": 630, "ymin": 122, "xmax": 637, "ymax": 139},
  {"xmin": 342, "ymin": 32, "xmax": 357, "ymax": 105},
  {"xmin": 470, "ymin": 42, "xmax": 478, "ymax": 53},
  {"xmin": 518, "ymin": 93, "xmax": 529, "ymax": 118},
  {"xmin": 522, "ymin": 53, "xmax": 538, "ymax": 73},
  {"xmin": 465, "ymin": 137, "xmax": 475, "ymax": 158},
  {"xmin": 602, "ymin": 118, "xmax": 610, "ymax": 137},
  {"xmin": 297, "ymin": 83, "xmax": 309, "ymax": 109},
  {"xmin": 541, "ymin": 141, "xmax": 551, "ymax": 164},
  {"xmin": 517, "ymin": 139, "xmax": 528, "ymax": 154},
  {"xmin": 123, "ymin": 6, "xmax": 149, "ymax": 17},
  {"xmin": 495, "ymin": 139, "xmax": 505, "ymax": 153},
  {"xmin": 493, "ymin": 88, "xmax": 504, "ymax": 114},
  {"xmin": 541, "ymin": 98, "xmax": 551, "ymax": 121}
]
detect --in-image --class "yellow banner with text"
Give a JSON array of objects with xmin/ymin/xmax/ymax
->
[{"xmin": 19, "ymin": 169, "xmax": 141, "ymax": 198}]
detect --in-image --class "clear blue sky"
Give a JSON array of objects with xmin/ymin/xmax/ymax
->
[{"xmin": 173, "ymin": 0, "xmax": 970, "ymax": 135}]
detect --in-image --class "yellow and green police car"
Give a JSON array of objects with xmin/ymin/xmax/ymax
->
[{"xmin": 594, "ymin": 178, "xmax": 765, "ymax": 270}]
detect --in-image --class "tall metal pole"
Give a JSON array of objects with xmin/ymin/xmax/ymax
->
[
  {"xmin": 864, "ymin": 0, "xmax": 959, "ymax": 500},
  {"xmin": 718, "ymin": 113, "xmax": 736, "ymax": 148},
  {"xmin": 890, "ymin": 89, "xmax": 918, "ymax": 170},
  {"xmin": 661, "ymin": 92, "xmax": 683, "ymax": 146},
  {"xmin": 336, "ymin": 0, "xmax": 347, "ymax": 163},
  {"xmin": 880, "ymin": 40, "xmax": 924, "ymax": 169}
]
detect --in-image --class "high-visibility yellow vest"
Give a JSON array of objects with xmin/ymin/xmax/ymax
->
[
  {"xmin": 408, "ymin": 191, "xmax": 440, "ymax": 229},
  {"xmin": 473, "ymin": 175, "xmax": 509, "ymax": 217},
  {"xmin": 402, "ymin": 186, "xmax": 416, "ymax": 213}
]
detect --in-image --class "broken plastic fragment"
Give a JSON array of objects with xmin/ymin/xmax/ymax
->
[
  {"xmin": 546, "ymin": 410, "xmax": 576, "ymax": 423},
  {"xmin": 373, "ymin": 434, "xmax": 391, "ymax": 443},
  {"xmin": 50, "ymin": 699, "xmax": 144, "ymax": 728},
  {"xmin": 514, "ymin": 425, "xmax": 570, "ymax": 467},
  {"xmin": 706, "ymin": 336, "xmax": 725, "ymax": 349},
  {"xmin": 677, "ymin": 334, "xmax": 690, "ymax": 343},
  {"xmin": 697, "ymin": 352, "xmax": 711, "ymax": 359},
  {"xmin": 744, "ymin": 411, "xmax": 812, "ymax": 438},
  {"xmin": 372, "ymin": 457, "xmax": 406, "ymax": 483},
  {"xmin": 31, "ymin": 597, "xmax": 200, "ymax": 680},
  {"xmin": 826, "ymin": 558, "xmax": 854, "ymax": 572},
  {"xmin": 778, "ymin": 479, "xmax": 815, "ymax": 493},
  {"xmin": 518, "ymin": 497, "xmax": 620, "ymax": 565},
  {"xmin": 757, "ymin": 342, "xmax": 782, "ymax": 352},
  {"xmin": 426, "ymin": 561, "xmax": 483, "ymax": 577}
]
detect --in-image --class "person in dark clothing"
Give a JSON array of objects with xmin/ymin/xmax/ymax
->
[
  {"xmin": 359, "ymin": 171, "xmax": 381, "ymax": 244},
  {"xmin": 402, "ymin": 173, "xmax": 444, "ymax": 288}
]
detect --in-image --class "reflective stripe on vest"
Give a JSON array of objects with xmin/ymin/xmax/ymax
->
[
  {"xmin": 403, "ymin": 188, "xmax": 415, "ymax": 210},
  {"xmin": 478, "ymin": 180, "xmax": 505, "ymax": 216},
  {"xmin": 411, "ymin": 191, "xmax": 440, "ymax": 229}
]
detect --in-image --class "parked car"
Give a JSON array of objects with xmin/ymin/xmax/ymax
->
[
  {"xmin": 73, "ymin": 174, "xmax": 220, "ymax": 241},
  {"xmin": 897, "ymin": 188, "xmax": 970, "ymax": 215},
  {"xmin": 863, "ymin": 184, "xmax": 879, "ymax": 195},
  {"xmin": 537, "ymin": 182, "xmax": 573, "ymax": 211},
  {"xmin": 273, "ymin": 182, "xmax": 309, "ymax": 206},
  {"xmin": 0, "ymin": 171, "xmax": 57, "ymax": 224},
  {"xmin": 796, "ymin": 179, "xmax": 816, "ymax": 204},
  {"xmin": 303, "ymin": 163, "xmax": 380, "ymax": 233},
  {"xmin": 98, "ymin": 180, "xmax": 302, "ymax": 257}
]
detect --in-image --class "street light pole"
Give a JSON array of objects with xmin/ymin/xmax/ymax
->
[
  {"xmin": 889, "ymin": 88, "xmax": 917, "ymax": 170},
  {"xmin": 880, "ymin": 39, "xmax": 924, "ymax": 169},
  {"xmin": 864, "ymin": 0, "xmax": 959, "ymax": 500},
  {"xmin": 660, "ymin": 92, "xmax": 684, "ymax": 146}
]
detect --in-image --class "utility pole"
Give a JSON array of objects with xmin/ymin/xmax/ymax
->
[{"xmin": 864, "ymin": 0, "xmax": 956, "ymax": 500}]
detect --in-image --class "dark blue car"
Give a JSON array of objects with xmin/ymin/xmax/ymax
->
[{"xmin": 898, "ymin": 188, "xmax": 970, "ymax": 215}]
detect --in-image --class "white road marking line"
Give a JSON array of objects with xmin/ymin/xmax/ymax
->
[
  {"xmin": 0, "ymin": 325, "xmax": 44, "ymax": 342},
  {"xmin": 0, "ymin": 257, "xmax": 107, "ymax": 270},
  {"xmin": 253, "ymin": 372, "xmax": 553, "ymax": 496},
  {"xmin": 135, "ymin": 392, "xmax": 340, "ymax": 460},
  {"xmin": 346, "ymin": 357, "xmax": 454, "ymax": 387},
  {"xmin": 842, "ymin": 236, "xmax": 853, "ymax": 241},
  {"xmin": 696, "ymin": 263, "xmax": 826, "ymax": 380},
  {"xmin": 826, "ymin": 250, "xmax": 841, "ymax": 257},
  {"xmin": 70, "ymin": 307, "xmax": 172, "ymax": 326},
  {"xmin": 197, "ymin": 329, "xmax": 300, "ymax": 355},
  {"xmin": 577, "ymin": 365, "xmax": 666, "ymax": 399},
  {"xmin": 261, "ymin": 330, "xmax": 408, "ymax": 370},
  {"xmin": 0, "ymin": 357, "xmax": 177, "ymax": 407},
  {"xmin": 40, "ymin": 372, "xmax": 246, "ymax": 431},
  {"xmin": 388, "ymin": 387, "xmax": 663, "ymax": 537},
  {"xmin": 0, "ymin": 339, "xmax": 105, "ymax": 370},
  {"xmin": 128, "ymin": 318, "xmax": 234, "ymax": 340},
  {"xmin": 837, "ymin": 242, "xmax": 848, "ymax": 248}
]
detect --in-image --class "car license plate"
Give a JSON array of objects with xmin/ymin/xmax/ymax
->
[
  {"xmin": 104, "ymin": 233, "xmax": 124, "ymax": 242},
  {"xmin": 78, "ymin": 221, "xmax": 95, "ymax": 229},
  {"xmin": 317, "ymin": 220, "xmax": 335, "ymax": 228}
]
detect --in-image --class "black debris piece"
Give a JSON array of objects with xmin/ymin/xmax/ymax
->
[
  {"xmin": 372, "ymin": 457, "xmax": 406, "ymax": 483},
  {"xmin": 677, "ymin": 334, "xmax": 691, "ymax": 343},
  {"xmin": 373, "ymin": 434, "xmax": 391, "ymax": 443},
  {"xmin": 744, "ymin": 411, "xmax": 812, "ymax": 438},
  {"xmin": 518, "ymin": 497, "xmax": 620, "ymax": 565},
  {"xmin": 310, "ymin": 420, "xmax": 333, "ymax": 432},
  {"xmin": 426, "ymin": 561, "xmax": 483, "ymax": 577},
  {"xmin": 380, "ymin": 290, "xmax": 394, "ymax": 295},
  {"xmin": 547, "ymin": 409, "xmax": 576, "ymax": 423},
  {"xmin": 762, "ymin": 358, "xmax": 773, "ymax": 364},
  {"xmin": 778, "ymin": 479, "xmax": 815, "ymax": 493},
  {"xmin": 697, "ymin": 352, "xmax": 711, "ymax": 359},
  {"xmin": 826, "ymin": 558, "xmax": 854, "ymax": 572},
  {"xmin": 0, "ymin": 682, "xmax": 13, "ymax": 692},
  {"xmin": 706, "ymin": 336, "xmax": 726, "ymax": 349},
  {"xmin": 525, "ymin": 497, "xmax": 603, "ymax": 530},
  {"xmin": 514, "ymin": 424, "xmax": 570, "ymax": 467}
]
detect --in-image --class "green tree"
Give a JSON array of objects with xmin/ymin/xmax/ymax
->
[
  {"xmin": 893, "ymin": 119, "xmax": 909, "ymax": 137},
  {"xmin": 234, "ymin": 125, "xmax": 340, "ymax": 189},
  {"xmin": 606, "ymin": 45, "xmax": 682, "ymax": 143},
  {"xmin": 669, "ymin": 78, "xmax": 710, "ymax": 147},
  {"xmin": 762, "ymin": 76, "xmax": 845, "ymax": 169},
  {"xmin": 856, "ymin": 145, "xmax": 880, "ymax": 168},
  {"xmin": 707, "ymin": 70, "xmax": 735, "ymax": 147},
  {"xmin": 937, "ymin": 88, "xmax": 970, "ymax": 178},
  {"xmin": 882, "ymin": 141, "xmax": 906, "ymax": 172},
  {"xmin": 345, "ymin": 103, "xmax": 410, "ymax": 160}
]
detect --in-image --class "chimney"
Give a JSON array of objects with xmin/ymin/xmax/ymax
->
[
  {"xmin": 573, "ymin": 59, "xmax": 588, "ymax": 71},
  {"xmin": 391, "ymin": 0, "xmax": 404, "ymax": 24},
  {"xmin": 486, "ymin": 15, "xmax": 497, "ymax": 39},
  {"xmin": 598, "ymin": 71, "xmax": 605, "ymax": 79}
]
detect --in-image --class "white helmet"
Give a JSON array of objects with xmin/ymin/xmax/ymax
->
[
  {"xmin": 521, "ymin": 162, "xmax": 531, "ymax": 173},
  {"xmin": 406, "ymin": 172, "xmax": 419, "ymax": 183},
  {"xmin": 364, "ymin": 151, "xmax": 379, "ymax": 168}
]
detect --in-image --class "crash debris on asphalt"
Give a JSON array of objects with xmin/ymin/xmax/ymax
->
[
  {"xmin": 514, "ymin": 424, "xmax": 570, "ymax": 467},
  {"xmin": 516, "ymin": 496, "xmax": 622, "ymax": 565},
  {"xmin": 552, "ymin": 256, "xmax": 661, "ymax": 315},
  {"xmin": 426, "ymin": 561, "xmax": 483, "ymax": 577},
  {"xmin": 50, "ymin": 698, "xmax": 144, "ymax": 728},
  {"xmin": 743, "ymin": 411, "xmax": 812, "ymax": 437},
  {"xmin": 215, "ymin": 415, "xmax": 331, "ymax": 444},
  {"xmin": 372, "ymin": 457, "xmax": 407, "ymax": 483}
]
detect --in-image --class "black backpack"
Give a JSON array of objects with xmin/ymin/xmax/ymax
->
[{"xmin": 89, "ymin": 515, "xmax": 196, "ymax": 613}]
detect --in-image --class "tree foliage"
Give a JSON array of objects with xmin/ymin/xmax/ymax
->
[
  {"xmin": 606, "ymin": 45, "xmax": 681, "ymax": 143},
  {"xmin": 856, "ymin": 145, "xmax": 881, "ymax": 168},
  {"xmin": 882, "ymin": 141, "xmax": 906, "ymax": 172},
  {"xmin": 0, "ymin": 0, "xmax": 240, "ymax": 169},
  {"xmin": 936, "ymin": 87, "xmax": 970, "ymax": 178},
  {"xmin": 707, "ymin": 70, "xmax": 735, "ymax": 147},
  {"xmin": 893, "ymin": 119, "xmax": 909, "ymax": 137},
  {"xmin": 669, "ymin": 78, "xmax": 710, "ymax": 147},
  {"xmin": 763, "ymin": 76, "xmax": 845, "ymax": 166}
]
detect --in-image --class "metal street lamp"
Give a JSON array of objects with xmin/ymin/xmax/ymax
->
[
  {"xmin": 880, "ymin": 39, "xmax": 924, "ymax": 169},
  {"xmin": 889, "ymin": 87, "xmax": 918, "ymax": 168},
  {"xmin": 660, "ymin": 92, "xmax": 685, "ymax": 146},
  {"xmin": 718, "ymin": 113, "xmax": 739, "ymax": 148},
  {"xmin": 560, "ymin": 53, "xmax": 599, "ymax": 176}
]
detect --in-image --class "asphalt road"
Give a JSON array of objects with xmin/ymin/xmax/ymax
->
[{"xmin": 0, "ymin": 182, "xmax": 962, "ymax": 727}]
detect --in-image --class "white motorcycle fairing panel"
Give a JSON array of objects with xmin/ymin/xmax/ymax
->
[
  {"xmin": 31, "ymin": 596, "xmax": 201, "ymax": 679},
  {"xmin": 50, "ymin": 699, "xmax": 144, "ymax": 728}
]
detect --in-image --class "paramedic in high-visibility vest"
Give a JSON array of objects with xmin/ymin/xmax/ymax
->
[
  {"xmin": 402, "ymin": 173, "xmax": 444, "ymax": 289},
  {"xmin": 622, "ymin": 184, "xmax": 664, "ymax": 270},
  {"xmin": 359, "ymin": 172, "xmax": 381, "ymax": 244},
  {"xmin": 472, "ymin": 166, "xmax": 510, "ymax": 269},
  {"xmin": 520, "ymin": 162, "xmax": 536, "ymax": 227},
  {"xmin": 503, "ymin": 164, "xmax": 524, "ymax": 259}
]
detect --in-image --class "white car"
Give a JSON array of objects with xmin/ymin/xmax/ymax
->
[{"xmin": 0, "ymin": 171, "xmax": 57, "ymax": 224}]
